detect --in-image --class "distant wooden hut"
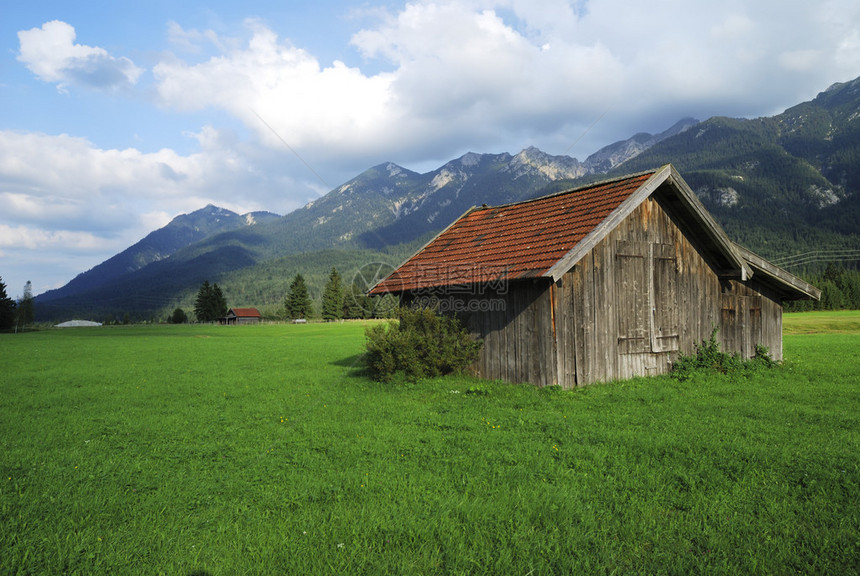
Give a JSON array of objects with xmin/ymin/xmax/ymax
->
[
  {"xmin": 369, "ymin": 164, "xmax": 820, "ymax": 387},
  {"xmin": 221, "ymin": 308, "xmax": 262, "ymax": 325}
]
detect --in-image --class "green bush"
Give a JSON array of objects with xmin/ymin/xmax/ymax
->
[
  {"xmin": 170, "ymin": 307, "xmax": 188, "ymax": 324},
  {"xmin": 364, "ymin": 305, "xmax": 483, "ymax": 382},
  {"xmin": 672, "ymin": 327, "xmax": 775, "ymax": 380}
]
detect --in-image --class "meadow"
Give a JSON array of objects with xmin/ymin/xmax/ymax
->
[{"xmin": 1, "ymin": 313, "xmax": 858, "ymax": 575}]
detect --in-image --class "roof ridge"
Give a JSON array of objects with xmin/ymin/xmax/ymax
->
[{"xmin": 477, "ymin": 167, "xmax": 660, "ymax": 211}]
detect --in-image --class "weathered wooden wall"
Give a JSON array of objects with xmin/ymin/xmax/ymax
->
[
  {"xmin": 425, "ymin": 283, "xmax": 557, "ymax": 387},
  {"xmin": 411, "ymin": 190, "xmax": 784, "ymax": 388},
  {"xmin": 555, "ymin": 193, "xmax": 783, "ymax": 386}
]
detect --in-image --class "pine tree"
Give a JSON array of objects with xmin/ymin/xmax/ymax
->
[
  {"xmin": 321, "ymin": 267, "xmax": 344, "ymax": 321},
  {"xmin": 194, "ymin": 281, "xmax": 228, "ymax": 322},
  {"xmin": 211, "ymin": 283, "xmax": 228, "ymax": 319},
  {"xmin": 285, "ymin": 274, "xmax": 313, "ymax": 319},
  {"xmin": 17, "ymin": 281, "xmax": 34, "ymax": 327},
  {"xmin": 342, "ymin": 282, "xmax": 370, "ymax": 319},
  {"xmin": 194, "ymin": 281, "xmax": 213, "ymax": 322},
  {"xmin": 0, "ymin": 276, "xmax": 17, "ymax": 330}
]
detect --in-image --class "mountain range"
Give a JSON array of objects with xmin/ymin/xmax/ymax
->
[{"xmin": 35, "ymin": 77, "xmax": 860, "ymax": 321}]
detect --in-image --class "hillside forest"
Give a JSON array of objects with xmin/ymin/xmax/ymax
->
[{"xmin": 23, "ymin": 76, "xmax": 860, "ymax": 324}]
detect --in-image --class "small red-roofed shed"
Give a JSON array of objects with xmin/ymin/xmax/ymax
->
[
  {"xmin": 221, "ymin": 308, "xmax": 262, "ymax": 325},
  {"xmin": 370, "ymin": 165, "xmax": 819, "ymax": 387}
]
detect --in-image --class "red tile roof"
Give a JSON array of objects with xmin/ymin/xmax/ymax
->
[
  {"xmin": 229, "ymin": 308, "xmax": 261, "ymax": 318},
  {"xmin": 370, "ymin": 172, "xmax": 655, "ymax": 294}
]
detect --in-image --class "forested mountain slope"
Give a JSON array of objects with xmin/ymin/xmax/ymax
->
[
  {"xmin": 33, "ymin": 77, "xmax": 860, "ymax": 321},
  {"xmin": 602, "ymin": 78, "xmax": 860, "ymax": 262}
]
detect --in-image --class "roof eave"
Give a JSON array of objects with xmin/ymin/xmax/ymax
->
[{"xmin": 732, "ymin": 243, "xmax": 822, "ymax": 300}]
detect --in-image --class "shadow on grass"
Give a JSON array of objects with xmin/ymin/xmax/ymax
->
[{"xmin": 331, "ymin": 353, "xmax": 369, "ymax": 377}]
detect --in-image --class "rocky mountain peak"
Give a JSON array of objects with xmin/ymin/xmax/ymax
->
[
  {"xmin": 510, "ymin": 146, "xmax": 586, "ymax": 180},
  {"xmin": 459, "ymin": 152, "xmax": 483, "ymax": 167},
  {"xmin": 583, "ymin": 117, "xmax": 699, "ymax": 173}
]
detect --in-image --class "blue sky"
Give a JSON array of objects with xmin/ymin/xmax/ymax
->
[{"xmin": 2, "ymin": 0, "xmax": 859, "ymax": 298}]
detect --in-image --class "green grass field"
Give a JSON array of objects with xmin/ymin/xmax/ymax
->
[
  {"xmin": 782, "ymin": 309, "xmax": 860, "ymax": 335},
  {"xmin": 1, "ymin": 315, "xmax": 858, "ymax": 575}
]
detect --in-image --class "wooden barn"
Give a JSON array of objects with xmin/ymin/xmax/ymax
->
[
  {"xmin": 221, "ymin": 308, "xmax": 262, "ymax": 325},
  {"xmin": 369, "ymin": 165, "xmax": 820, "ymax": 387}
]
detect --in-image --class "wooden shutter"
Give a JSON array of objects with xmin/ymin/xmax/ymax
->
[
  {"xmin": 720, "ymin": 293, "xmax": 740, "ymax": 353},
  {"xmin": 616, "ymin": 241, "xmax": 649, "ymax": 354},
  {"xmin": 651, "ymin": 243, "xmax": 679, "ymax": 352}
]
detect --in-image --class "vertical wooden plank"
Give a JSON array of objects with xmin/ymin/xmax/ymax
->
[
  {"xmin": 542, "ymin": 283, "xmax": 556, "ymax": 387},
  {"xmin": 648, "ymin": 242, "xmax": 656, "ymax": 353},
  {"xmin": 477, "ymin": 293, "xmax": 489, "ymax": 380},
  {"xmin": 570, "ymin": 267, "xmax": 581, "ymax": 387},
  {"xmin": 527, "ymin": 283, "xmax": 541, "ymax": 385},
  {"xmin": 507, "ymin": 285, "xmax": 519, "ymax": 383},
  {"xmin": 564, "ymin": 274, "xmax": 576, "ymax": 388},
  {"xmin": 485, "ymin": 300, "xmax": 494, "ymax": 379},
  {"xmin": 552, "ymin": 281, "xmax": 563, "ymax": 387},
  {"xmin": 484, "ymin": 290, "xmax": 502, "ymax": 381},
  {"xmin": 603, "ymin": 237, "xmax": 618, "ymax": 382},
  {"xmin": 574, "ymin": 252, "xmax": 594, "ymax": 386},
  {"xmin": 773, "ymin": 302, "xmax": 783, "ymax": 361},
  {"xmin": 539, "ymin": 283, "xmax": 551, "ymax": 387},
  {"xmin": 591, "ymin": 240, "xmax": 609, "ymax": 382},
  {"xmin": 759, "ymin": 293, "xmax": 781, "ymax": 361},
  {"xmin": 556, "ymin": 277, "xmax": 566, "ymax": 387},
  {"xmin": 749, "ymin": 295, "xmax": 762, "ymax": 358}
]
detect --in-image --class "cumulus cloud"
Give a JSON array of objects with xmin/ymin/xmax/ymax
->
[
  {"xmin": 154, "ymin": 20, "xmax": 396, "ymax": 159},
  {"xmin": 0, "ymin": 125, "xmax": 317, "ymax": 292},
  {"xmin": 17, "ymin": 20, "xmax": 143, "ymax": 92},
  {"xmin": 6, "ymin": 1, "xmax": 860, "ymax": 294},
  {"xmin": 149, "ymin": 1, "xmax": 860, "ymax": 167},
  {"xmin": 0, "ymin": 224, "xmax": 105, "ymax": 252},
  {"xmin": 0, "ymin": 127, "xmax": 303, "ymax": 272}
]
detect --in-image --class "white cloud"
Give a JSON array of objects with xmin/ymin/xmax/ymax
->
[
  {"xmin": 0, "ymin": 129, "xmax": 299, "ymax": 251},
  {"xmin": 6, "ymin": 1, "xmax": 860, "ymax": 295},
  {"xmin": 17, "ymin": 20, "xmax": 143, "ymax": 92},
  {"xmin": 0, "ymin": 126, "xmax": 307, "ymax": 294},
  {"xmin": 0, "ymin": 224, "xmax": 105, "ymax": 252},
  {"xmin": 154, "ymin": 20, "xmax": 396, "ymax": 158},
  {"xmin": 165, "ymin": 20, "xmax": 230, "ymax": 54},
  {"xmin": 148, "ymin": 1, "xmax": 860, "ymax": 168}
]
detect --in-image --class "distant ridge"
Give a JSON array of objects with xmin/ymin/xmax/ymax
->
[
  {"xmin": 34, "ymin": 75, "xmax": 860, "ymax": 321},
  {"xmin": 37, "ymin": 205, "xmax": 280, "ymax": 305}
]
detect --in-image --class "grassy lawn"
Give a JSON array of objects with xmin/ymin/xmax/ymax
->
[
  {"xmin": 783, "ymin": 309, "xmax": 860, "ymax": 334},
  {"xmin": 1, "ymin": 316, "xmax": 858, "ymax": 575}
]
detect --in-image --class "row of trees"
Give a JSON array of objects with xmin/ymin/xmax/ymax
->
[
  {"xmin": 178, "ymin": 268, "xmax": 393, "ymax": 324},
  {"xmin": 283, "ymin": 268, "xmax": 393, "ymax": 321},
  {"xmin": 0, "ymin": 277, "xmax": 34, "ymax": 331},
  {"xmin": 785, "ymin": 264, "xmax": 860, "ymax": 312}
]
